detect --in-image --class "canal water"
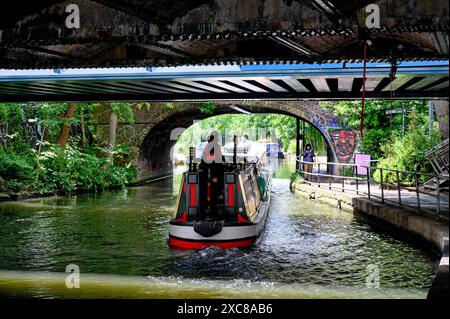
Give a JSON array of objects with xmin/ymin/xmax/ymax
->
[{"xmin": 0, "ymin": 160, "xmax": 439, "ymax": 298}]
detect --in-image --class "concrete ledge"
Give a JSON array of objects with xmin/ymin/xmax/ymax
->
[
  {"xmin": 292, "ymin": 182, "xmax": 449, "ymax": 299},
  {"xmin": 427, "ymin": 242, "xmax": 449, "ymax": 300},
  {"xmin": 294, "ymin": 182, "xmax": 354, "ymax": 210},
  {"xmin": 353, "ymin": 197, "xmax": 449, "ymax": 300},
  {"xmin": 353, "ymin": 198, "xmax": 448, "ymax": 251},
  {"xmin": 0, "ymin": 193, "xmax": 11, "ymax": 202},
  {"xmin": 128, "ymin": 174, "xmax": 173, "ymax": 186}
]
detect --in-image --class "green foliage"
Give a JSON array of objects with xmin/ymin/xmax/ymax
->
[
  {"xmin": 0, "ymin": 103, "xmax": 36, "ymax": 153},
  {"xmin": 358, "ymin": 128, "xmax": 390, "ymax": 159},
  {"xmin": 163, "ymin": 102, "xmax": 174, "ymax": 110},
  {"xmin": 199, "ymin": 102, "xmax": 216, "ymax": 115},
  {"xmin": 0, "ymin": 151, "xmax": 35, "ymax": 192},
  {"xmin": 321, "ymin": 100, "xmax": 429, "ymax": 131},
  {"xmin": 110, "ymin": 102, "xmax": 151, "ymax": 123},
  {"xmin": 0, "ymin": 103, "xmax": 20, "ymax": 122},
  {"xmin": 265, "ymin": 114, "xmax": 296, "ymax": 151},
  {"xmin": 289, "ymin": 171, "xmax": 304, "ymax": 190},
  {"xmin": 0, "ymin": 102, "xmax": 137, "ymax": 194},
  {"xmin": 110, "ymin": 102, "xmax": 135, "ymax": 123},
  {"xmin": 322, "ymin": 99, "xmax": 441, "ymax": 184},
  {"xmin": 287, "ymin": 139, "xmax": 297, "ymax": 154},
  {"xmin": 373, "ymin": 126, "xmax": 441, "ymax": 185},
  {"xmin": 303, "ymin": 122, "xmax": 327, "ymax": 155},
  {"xmin": 340, "ymin": 166, "xmax": 354, "ymax": 177},
  {"xmin": 35, "ymin": 145, "xmax": 136, "ymax": 194},
  {"xmin": 321, "ymin": 99, "xmax": 431, "ymax": 159},
  {"xmin": 36, "ymin": 102, "xmax": 74, "ymax": 143},
  {"xmin": 174, "ymin": 113, "xmax": 328, "ymax": 156}
]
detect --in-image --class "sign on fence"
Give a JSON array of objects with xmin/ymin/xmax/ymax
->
[
  {"xmin": 385, "ymin": 108, "xmax": 407, "ymax": 115},
  {"xmin": 354, "ymin": 153, "xmax": 371, "ymax": 175}
]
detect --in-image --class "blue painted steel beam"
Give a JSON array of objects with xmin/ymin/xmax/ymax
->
[
  {"xmin": 0, "ymin": 61, "xmax": 448, "ymax": 82},
  {"xmin": 0, "ymin": 61, "xmax": 448, "ymax": 102}
]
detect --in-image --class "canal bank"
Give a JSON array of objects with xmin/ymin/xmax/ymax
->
[
  {"xmin": 292, "ymin": 181, "xmax": 449, "ymax": 299},
  {"xmin": 352, "ymin": 198, "xmax": 448, "ymax": 300},
  {"xmin": 0, "ymin": 175, "xmax": 173, "ymax": 203}
]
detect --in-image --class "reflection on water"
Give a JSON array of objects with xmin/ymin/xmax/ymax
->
[
  {"xmin": 0, "ymin": 160, "xmax": 439, "ymax": 298},
  {"xmin": 269, "ymin": 158, "xmax": 296, "ymax": 179},
  {"xmin": 0, "ymin": 271, "xmax": 429, "ymax": 299}
]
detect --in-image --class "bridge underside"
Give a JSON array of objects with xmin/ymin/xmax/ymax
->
[
  {"xmin": 1, "ymin": 0, "xmax": 448, "ymax": 102},
  {"xmin": 0, "ymin": 0, "xmax": 448, "ymax": 69},
  {"xmin": 0, "ymin": 63, "xmax": 448, "ymax": 102}
]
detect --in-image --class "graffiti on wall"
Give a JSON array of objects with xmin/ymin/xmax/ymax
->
[
  {"xmin": 329, "ymin": 130, "xmax": 358, "ymax": 163},
  {"xmin": 326, "ymin": 117, "xmax": 341, "ymax": 129}
]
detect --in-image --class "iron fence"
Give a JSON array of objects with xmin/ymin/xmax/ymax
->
[{"xmin": 296, "ymin": 159, "xmax": 449, "ymax": 221}]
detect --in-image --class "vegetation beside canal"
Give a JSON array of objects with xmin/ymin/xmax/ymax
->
[
  {"xmin": 0, "ymin": 103, "xmax": 136, "ymax": 195},
  {"xmin": 323, "ymin": 100, "xmax": 442, "ymax": 185}
]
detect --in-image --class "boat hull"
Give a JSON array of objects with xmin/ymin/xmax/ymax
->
[
  {"xmin": 169, "ymin": 194, "xmax": 271, "ymax": 250},
  {"xmin": 169, "ymin": 235, "xmax": 255, "ymax": 249}
]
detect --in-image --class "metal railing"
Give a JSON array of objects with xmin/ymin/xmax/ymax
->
[
  {"xmin": 426, "ymin": 138, "xmax": 449, "ymax": 176},
  {"xmin": 296, "ymin": 159, "xmax": 449, "ymax": 221}
]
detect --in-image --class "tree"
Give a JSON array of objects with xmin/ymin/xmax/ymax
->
[
  {"xmin": 105, "ymin": 103, "xmax": 135, "ymax": 167},
  {"xmin": 56, "ymin": 103, "xmax": 77, "ymax": 149},
  {"xmin": 434, "ymin": 100, "xmax": 449, "ymax": 140},
  {"xmin": 106, "ymin": 111, "xmax": 118, "ymax": 166},
  {"xmin": 321, "ymin": 99, "xmax": 431, "ymax": 159}
]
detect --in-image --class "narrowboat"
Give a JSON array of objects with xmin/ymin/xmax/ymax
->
[{"xmin": 169, "ymin": 137, "xmax": 271, "ymax": 249}]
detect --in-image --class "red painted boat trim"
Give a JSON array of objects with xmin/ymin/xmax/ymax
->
[
  {"xmin": 177, "ymin": 211, "xmax": 187, "ymax": 222},
  {"xmin": 237, "ymin": 213, "xmax": 249, "ymax": 223},
  {"xmin": 169, "ymin": 237, "xmax": 254, "ymax": 250},
  {"xmin": 207, "ymin": 182, "xmax": 211, "ymax": 201},
  {"xmin": 227, "ymin": 183, "xmax": 235, "ymax": 207},
  {"xmin": 189, "ymin": 184, "xmax": 197, "ymax": 206}
]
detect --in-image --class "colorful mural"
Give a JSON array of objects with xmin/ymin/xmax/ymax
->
[
  {"xmin": 329, "ymin": 130, "xmax": 358, "ymax": 163},
  {"xmin": 326, "ymin": 117, "xmax": 341, "ymax": 129}
]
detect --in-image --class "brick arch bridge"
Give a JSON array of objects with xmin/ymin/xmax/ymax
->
[{"xmin": 94, "ymin": 101, "xmax": 357, "ymax": 180}]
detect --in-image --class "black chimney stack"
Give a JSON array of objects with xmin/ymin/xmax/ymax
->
[
  {"xmin": 189, "ymin": 147, "xmax": 195, "ymax": 172},
  {"xmin": 233, "ymin": 135, "xmax": 238, "ymax": 167}
]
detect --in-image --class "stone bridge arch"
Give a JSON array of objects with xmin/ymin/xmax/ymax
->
[
  {"xmin": 93, "ymin": 101, "xmax": 357, "ymax": 180},
  {"xmin": 134, "ymin": 101, "xmax": 356, "ymax": 179}
]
